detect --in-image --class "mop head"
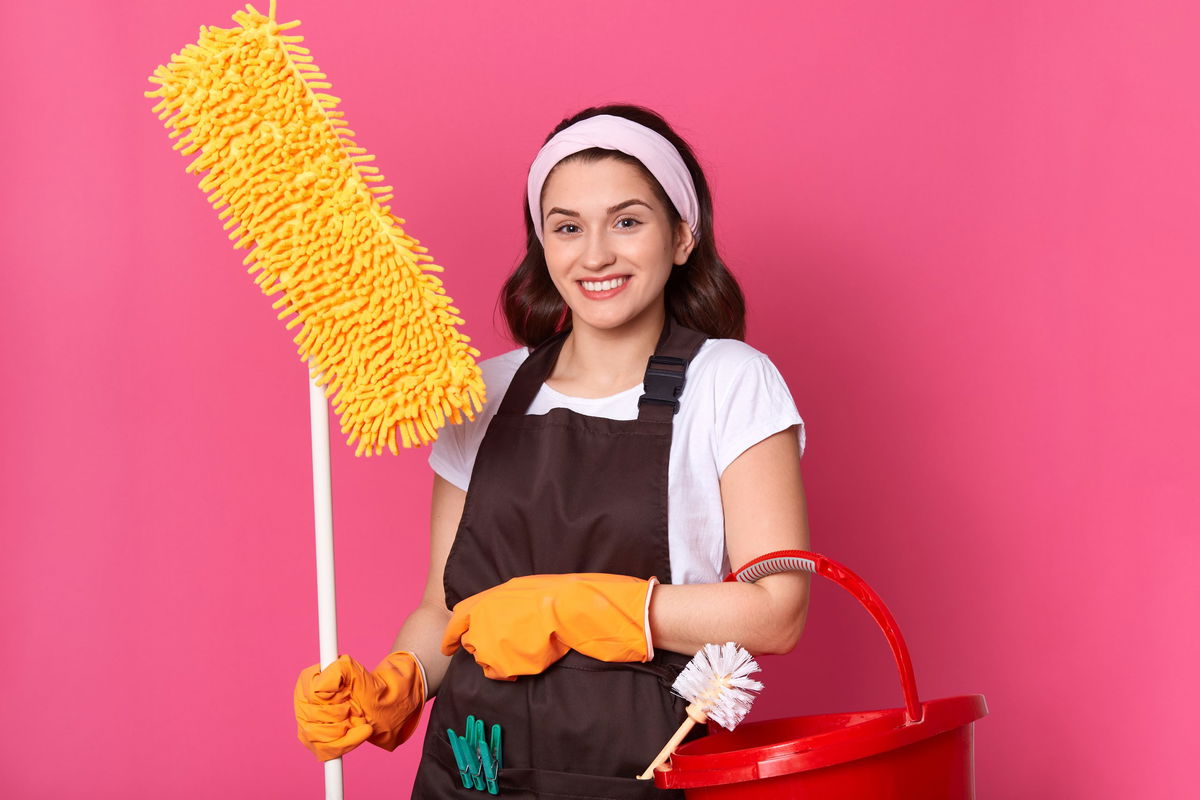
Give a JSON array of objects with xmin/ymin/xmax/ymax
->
[
  {"xmin": 672, "ymin": 642, "xmax": 764, "ymax": 731},
  {"xmin": 144, "ymin": 1, "xmax": 484, "ymax": 455}
]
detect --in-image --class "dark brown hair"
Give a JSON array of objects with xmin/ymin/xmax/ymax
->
[{"xmin": 499, "ymin": 104, "xmax": 746, "ymax": 346}]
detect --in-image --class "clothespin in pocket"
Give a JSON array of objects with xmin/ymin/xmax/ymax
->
[
  {"xmin": 446, "ymin": 728, "xmax": 472, "ymax": 789},
  {"xmin": 483, "ymin": 723, "xmax": 502, "ymax": 795},
  {"xmin": 477, "ymin": 726, "xmax": 499, "ymax": 795}
]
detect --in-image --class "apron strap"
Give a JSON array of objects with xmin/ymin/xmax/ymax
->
[
  {"xmin": 496, "ymin": 317, "xmax": 709, "ymax": 420},
  {"xmin": 637, "ymin": 317, "xmax": 708, "ymax": 422},
  {"xmin": 495, "ymin": 328, "xmax": 571, "ymax": 417}
]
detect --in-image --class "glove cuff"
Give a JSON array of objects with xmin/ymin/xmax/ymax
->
[
  {"xmin": 643, "ymin": 577, "xmax": 659, "ymax": 661},
  {"xmin": 399, "ymin": 650, "xmax": 428, "ymax": 705}
]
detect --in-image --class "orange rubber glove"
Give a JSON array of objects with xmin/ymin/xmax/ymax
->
[
  {"xmin": 441, "ymin": 573, "xmax": 658, "ymax": 681},
  {"xmin": 293, "ymin": 650, "xmax": 426, "ymax": 761}
]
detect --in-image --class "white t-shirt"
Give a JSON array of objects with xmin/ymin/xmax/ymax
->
[{"xmin": 428, "ymin": 338, "xmax": 806, "ymax": 585}]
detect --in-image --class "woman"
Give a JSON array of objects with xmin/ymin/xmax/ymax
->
[{"xmin": 294, "ymin": 104, "xmax": 811, "ymax": 798}]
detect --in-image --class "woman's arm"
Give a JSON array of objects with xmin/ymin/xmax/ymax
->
[
  {"xmin": 648, "ymin": 425, "xmax": 810, "ymax": 656},
  {"xmin": 388, "ymin": 473, "xmax": 465, "ymax": 697}
]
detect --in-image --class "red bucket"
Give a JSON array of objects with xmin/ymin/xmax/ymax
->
[{"xmin": 653, "ymin": 550, "xmax": 988, "ymax": 799}]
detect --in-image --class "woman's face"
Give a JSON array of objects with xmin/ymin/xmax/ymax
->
[{"xmin": 540, "ymin": 157, "xmax": 695, "ymax": 335}]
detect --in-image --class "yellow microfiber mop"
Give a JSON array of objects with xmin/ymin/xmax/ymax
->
[
  {"xmin": 145, "ymin": 0, "xmax": 484, "ymax": 456},
  {"xmin": 145, "ymin": 4, "xmax": 484, "ymax": 795}
]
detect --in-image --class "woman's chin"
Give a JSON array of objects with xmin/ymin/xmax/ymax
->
[{"xmin": 569, "ymin": 308, "xmax": 664, "ymax": 336}]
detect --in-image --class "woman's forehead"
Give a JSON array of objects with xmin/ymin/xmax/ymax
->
[{"xmin": 541, "ymin": 157, "xmax": 657, "ymax": 209}]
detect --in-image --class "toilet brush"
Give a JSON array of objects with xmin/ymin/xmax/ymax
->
[{"xmin": 638, "ymin": 642, "xmax": 764, "ymax": 780}]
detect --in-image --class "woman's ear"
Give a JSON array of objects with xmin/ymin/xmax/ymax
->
[{"xmin": 673, "ymin": 221, "xmax": 697, "ymax": 265}]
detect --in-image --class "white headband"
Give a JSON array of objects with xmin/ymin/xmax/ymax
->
[{"xmin": 526, "ymin": 114, "xmax": 700, "ymax": 245}]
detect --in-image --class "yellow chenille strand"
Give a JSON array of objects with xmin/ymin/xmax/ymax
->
[{"xmin": 144, "ymin": 1, "xmax": 484, "ymax": 455}]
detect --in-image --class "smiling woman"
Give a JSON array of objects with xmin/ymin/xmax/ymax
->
[{"xmin": 293, "ymin": 104, "xmax": 810, "ymax": 798}]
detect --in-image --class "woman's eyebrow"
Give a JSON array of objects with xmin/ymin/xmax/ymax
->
[{"xmin": 545, "ymin": 198, "xmax": 653, "ymax": 220}]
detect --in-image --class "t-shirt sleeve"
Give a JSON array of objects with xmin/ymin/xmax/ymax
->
[
  {"xmin": 427, "ymin": 414, "xmax": 472, "ymax": 491},
  {"xmin": 713, "ymin": 355, "xmax": 806, "ymax": 476}
]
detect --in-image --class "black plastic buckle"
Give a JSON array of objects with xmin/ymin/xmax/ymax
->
[{"xmin": 638, "ymin": 355, "xmax": 688, "ymax": 414}]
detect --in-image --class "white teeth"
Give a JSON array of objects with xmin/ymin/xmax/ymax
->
[{"xmin": 581, "ymin": 276, "xmax": 627, "ymax": 292}]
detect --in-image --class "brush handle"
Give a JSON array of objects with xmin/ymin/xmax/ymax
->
[
  {"xmin": 309, "ymin": 373, "xmax": 345, "ymax": 800},
  {"xmin": 637, "ymin": 705, "xmax": 703, "ymax": 780}
]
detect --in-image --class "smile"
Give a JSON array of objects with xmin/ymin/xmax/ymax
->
[{"xmin": 579, "ymin": 276, "xmax": 629, "ymax": 293}]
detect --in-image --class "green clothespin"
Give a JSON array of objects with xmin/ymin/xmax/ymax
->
[
  {"xmin": 487, "ymin": 724, "xmax": 502, "ymax": 795},
  {"xmin": 462, "ymin": 715, "xmax": 484, "ymax": 791},
  {"xmin": 446, "ymin": 728, "xmax": 472, "ymax": 789},
  {"xmin": 460, "ymin": 733, "xmax": 484, "ymax": 791},
  {"xmin": 474, "ymin": 718, "xmax": 485, "ymax": 751},
  {"xmin": 477, "ymin": 741, "xmax": 497, "ymax": 795}
]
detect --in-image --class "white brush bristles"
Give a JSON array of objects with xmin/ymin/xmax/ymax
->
[{"xmin": 672, "ymin": 642, "xmax": 764, "ymax": 731}]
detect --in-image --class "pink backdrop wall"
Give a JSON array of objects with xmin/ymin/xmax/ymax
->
[{"xmin": 2, "ymin": 1, "xmax": 1196, "ymax": 796}]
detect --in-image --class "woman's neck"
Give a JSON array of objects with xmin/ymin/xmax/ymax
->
[{"xmin": 547, "ymin": 306, "xmax": 667, "ymax": 398}]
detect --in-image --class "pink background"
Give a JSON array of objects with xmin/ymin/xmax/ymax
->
[{"xmin": 2, "ymin": 0, "xmax": 1196, "ymax": 797}]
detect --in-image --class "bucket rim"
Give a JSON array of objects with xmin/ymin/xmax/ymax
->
[{"xmin": 655, "ymin": 694, "xmax": 987, "ymax": 790}]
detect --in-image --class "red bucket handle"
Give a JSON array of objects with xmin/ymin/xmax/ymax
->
[{"xmin": 724, "ymin": 550, "xmax": 923, "ymax": 725}]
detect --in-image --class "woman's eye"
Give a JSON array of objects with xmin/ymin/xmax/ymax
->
[{"xmin": 553, "ymin": 219, "xmax": 639, "ymax": 234}]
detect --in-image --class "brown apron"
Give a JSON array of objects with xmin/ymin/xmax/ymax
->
[{"xmin": 411, "ymin": 316, "xmax": 710, "ymax": 799}]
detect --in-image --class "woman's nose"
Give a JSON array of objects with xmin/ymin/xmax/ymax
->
[{"xmin": 581, "ymin": 230, "xmax": 617, "ymax": 270}]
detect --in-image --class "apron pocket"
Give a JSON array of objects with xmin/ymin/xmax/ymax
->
[
  {"xmin": 429, "ymin": 733, "xmax": 684, "ymax": 799},
  {"xmin": 500, "ymin": 765, "xmax": 683, "ymax": 799}
]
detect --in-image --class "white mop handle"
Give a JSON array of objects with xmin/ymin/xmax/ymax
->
[{"xmin": 309, "ymin": 373, "xmax": 344, "ymax": 800}]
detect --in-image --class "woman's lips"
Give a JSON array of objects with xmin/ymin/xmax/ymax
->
[{"xmin": 578, "ymin": 275, "xmax": 630, "ymax": 300}]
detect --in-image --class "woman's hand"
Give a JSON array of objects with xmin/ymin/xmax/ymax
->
[
  {"xmin": 440, "ymin": 573, "xmax": 655, "ymax": 680},
  {"xmin": 293, "ymin": 651, "xmax": 426, "ymax": 761}
]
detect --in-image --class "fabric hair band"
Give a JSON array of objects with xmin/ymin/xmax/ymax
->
[{"xmin": 526, "ymin": 114, "xmax": 700, "ymax": 245}]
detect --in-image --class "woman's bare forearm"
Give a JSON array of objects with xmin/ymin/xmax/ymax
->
[
  {"xmin": 648, "ymin": 572, "xmax": 809, "ymax": 657},
  {"xmin": 391, "ymin": 601, "xmax": 453, "ymax": 697}
]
